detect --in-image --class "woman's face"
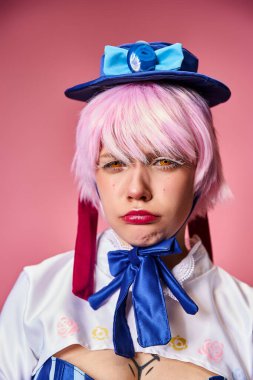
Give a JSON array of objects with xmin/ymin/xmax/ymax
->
[{"xmin": 96, "ymin": 146, "xmax": 196, "ymax": 247}]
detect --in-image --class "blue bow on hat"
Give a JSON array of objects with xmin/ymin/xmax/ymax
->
[{"xmin": 102, "ymin": 42, "xmax": 184, "ymax": 75}]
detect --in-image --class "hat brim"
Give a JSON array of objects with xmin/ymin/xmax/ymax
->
[{"xmin": 64, "ymin": 70, "xmax": 231, "ymax": 107}]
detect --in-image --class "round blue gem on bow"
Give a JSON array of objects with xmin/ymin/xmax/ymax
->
[{"xmin": 127, "ymin": 42, "xmax": 157, "ymax": 73}]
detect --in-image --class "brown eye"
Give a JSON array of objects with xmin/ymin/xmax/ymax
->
[
  {"xmin": 110, "ymin": 161, "xmax": 124, "ymax": 168},
  {"xmin": 152, "ymin": 157, "xmax": 184, "ymax": 170},
  {"xmin": 156, "ymin": 159, "xmax": 172, "ymax": 166},
  {"xmin": 101, "ymin": 160, "xmax": 127, "ymax": 171}
]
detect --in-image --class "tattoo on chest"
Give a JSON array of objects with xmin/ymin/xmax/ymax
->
[{"xmin": 128, "ymin": 354, "xmax": 160, "ymax": 379}]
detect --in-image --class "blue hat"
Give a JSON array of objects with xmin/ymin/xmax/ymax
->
[{"xmin": 65, "ymin": 40, "xmax": 231, "ymax": 107}]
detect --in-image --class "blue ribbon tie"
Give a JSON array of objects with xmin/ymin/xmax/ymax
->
[{"xmin": 88, "ymin": 235, "xmax": 198, "ymax": 358}]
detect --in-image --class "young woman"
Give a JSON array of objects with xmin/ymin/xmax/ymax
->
[{"xmin": 0, "ymin": 41, "xmax": 252, "ymax": 380}]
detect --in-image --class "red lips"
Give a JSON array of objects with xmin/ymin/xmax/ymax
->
[{"xmin": 122, "ymin": 210, "xmax": 159, "ymax": 224}]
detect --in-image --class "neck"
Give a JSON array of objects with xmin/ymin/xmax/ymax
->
[{"xmin": 161, "ymin": 225, "xmax": 189, "ymax": 270}]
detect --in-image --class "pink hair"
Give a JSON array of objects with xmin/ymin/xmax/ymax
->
[{"xmin": 71, "ymin": 83, "xmax": 233, "ymax": 219}]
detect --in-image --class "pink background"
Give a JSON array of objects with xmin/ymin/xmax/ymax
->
[{"xmin": 1, "ymin": 0, "xmax": 253, "ymax": 309}]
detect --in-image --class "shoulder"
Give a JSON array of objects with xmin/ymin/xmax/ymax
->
[
  {"xmin": 11, "ymin": 250, "xmax": 76, "ymax": 327},
  {"xmin": 191, "ymin": 236, "xmax": 253, "ymax": 312},
  {"xmin": 23, "ymin": 249, "xmax": 74, "ymax": 281},
  {"xmin": 215, "ymin": 266, "xmax": 253, "ymax": 305},
  {"xmin": 2, "ymin": 250, "xmax": 74, "ymax": 310},
  {"xmin": 18, "ymin": 250, "xmax": 75, "ymax": 305},
  {"xmin": 212, "ymin": 266, "xmax": 253, "ymax": 331}
]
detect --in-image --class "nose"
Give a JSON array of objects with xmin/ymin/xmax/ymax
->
[{"xmin": 126, "ymin": 164, "xmax": 152, "ymax": 202}]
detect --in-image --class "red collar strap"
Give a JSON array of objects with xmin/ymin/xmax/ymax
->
[{"xmin": 72, "ymin": 198, "xmax": 98, "ymax": 300}]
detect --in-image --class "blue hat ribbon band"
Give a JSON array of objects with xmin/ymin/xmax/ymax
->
[
  {"xmin": 103, "ymin": 42, "xmax": 184, "ymax": 76},
  {"xmin": 88, "ymin": 236, "xmax": 198, "ymax": 358}
]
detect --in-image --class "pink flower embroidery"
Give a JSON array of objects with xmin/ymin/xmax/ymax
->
[
  {"xmin": 57, "ymin": 316, "xmax": 79, "ymax": 337},
  {"xmin": 198, "ymin": 339, "xmax": 224, "ymax": 363}
]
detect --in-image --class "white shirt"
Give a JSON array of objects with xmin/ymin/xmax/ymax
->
[{"xmin": 0, "ymin": 229, "xmax": 252, "ymax": 380}]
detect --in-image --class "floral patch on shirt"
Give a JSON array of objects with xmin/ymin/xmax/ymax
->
[
  {"xmin": 57, "ymin": 315, "xmax": 79, "ymax": 337},
  {"xmin": 92, "ymin": 326, "xmax": 109, "ymax": 340},
  {"xmin": 169, "ymin": 335, "xmax": 188, "ymax": 350},
  {"xmin": 198, "ymin": 339, "xmax": 224, "ymax": 363}
]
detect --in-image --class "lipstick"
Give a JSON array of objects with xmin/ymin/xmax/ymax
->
[{"xmin": 122, "ymin": 210, "xmax": 159, "ymax": 224}]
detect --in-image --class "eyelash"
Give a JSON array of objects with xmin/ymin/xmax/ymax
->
[{"xmin": 99, "ymin": 158, "xmax": 184, "ymax": 172}]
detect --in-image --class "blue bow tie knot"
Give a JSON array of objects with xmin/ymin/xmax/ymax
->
[
  {"xmin": 88, "ymin": 235, "xmax": 198, "ymax": 358},
  {"xmin": 108, "ymin": 236, "xmax": 182, "ymax": 274},
  {"xmin": 128, "ymin": 247, "xmax": 141, "ymax": 267}
]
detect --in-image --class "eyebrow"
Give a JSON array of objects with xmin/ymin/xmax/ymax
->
[
  {"xmin": 98, "ymin": 152, "xmax": 178, "ymax": 162},
  {"xmin": 98, "ymin": 153, "xmax": 117, "ymax": 160}
]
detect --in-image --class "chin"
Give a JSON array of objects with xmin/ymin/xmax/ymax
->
[{"xmin": 124, "ymin": 230, "xmax": 166, "ymax": 247}]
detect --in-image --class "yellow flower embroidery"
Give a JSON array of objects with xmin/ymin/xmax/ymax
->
[
  {"xmin": 169, "ymin": 335, "xmax": 188, "ymax": 351},
  {"xmin": 91, "ymin": 326, "xmax": 109, "ymax": 340}
]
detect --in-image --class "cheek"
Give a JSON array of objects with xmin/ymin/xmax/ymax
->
[
  {"xmin": 159, "ymin": 179, "xmax": 182, "ymax": 195},
  {"xmin": 96, "ymin": 173, "xmax": 116, "ymax": 193},
  {"xmin": 105, "ymin": 181, "xmax": 116, "ymax": 194},
  {"xmin": 97, "ymin": 179, "xmax": 118, "ymax": 206},
  {"xmin": 159, "ymin": 172, "xmax": 194, "ymax": 203}
]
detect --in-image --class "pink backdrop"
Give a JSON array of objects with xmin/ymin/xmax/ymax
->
[{"xmin": 1, "ymin": 0, "xmax": 253, "ymax": 309}]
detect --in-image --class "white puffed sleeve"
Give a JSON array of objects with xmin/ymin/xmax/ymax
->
[{"xmin": 0, "ymin": 271, "xmax": 37, "ymax": 379}]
